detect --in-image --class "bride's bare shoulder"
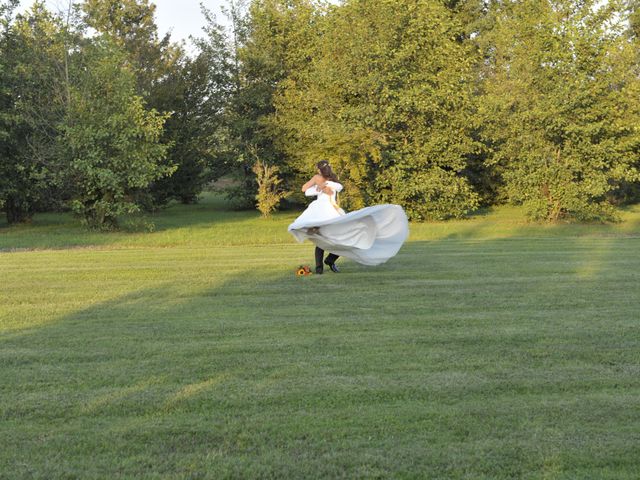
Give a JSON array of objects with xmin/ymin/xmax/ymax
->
[{"xmin": 302, "ymin": 174, "xmax": 324, "ymax": 192}]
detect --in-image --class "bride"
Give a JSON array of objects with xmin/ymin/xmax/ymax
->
[{"xmin": 288, "ymin": 160, "xmax": 409, "ymax": 273}]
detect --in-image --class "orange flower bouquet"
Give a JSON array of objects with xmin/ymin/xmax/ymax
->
[{"xmin": 296, "ymin": 265, "xmax": 312, "ymax": 276}]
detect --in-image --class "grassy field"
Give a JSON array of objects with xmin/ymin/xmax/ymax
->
[{"xmin": 1, "ymin": 194, "xmax": 640, "ymax": 479}]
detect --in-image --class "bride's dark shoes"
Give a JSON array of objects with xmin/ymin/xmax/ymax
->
[{"xmin": 324, "ymin": 260, "xmax": 340, "ymax": 273}]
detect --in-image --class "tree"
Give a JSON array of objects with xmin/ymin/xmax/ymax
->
[
  {"xmin": 0, "ymin": 0, "xmax": 20, "ymax": 219},
  {"xmin": 478, "ymin": 0, "xmax": 640, "ymax": 221},
  {"xmin": 81, "ymin": 0, "xmax": 181, "ymax": 99},
  {"xmin": 0, "ymin": 1, "xmax": 68, "ymax": 224},
  {"xmin": 83, "ymin": 0, "xmax": 193, "ymax": 209},
  {"xmin": 148, "ymin": 6, "xmax": 236, "ymax": 206},
  {"xmin": 63, "ymin": 38, "xmax": 172, "ymax": 229},
  {"xmin": 630, "ymin": 0, "xmax": 640, "ymax": 39},
  {"xmin": 145, "ymin": 55, "xmax": 212, "ymax": 206},
  {"xmin": 271, "ymin": 0, "xmax": 481, "ymax": 220},
  {"xmin": 218, "ymin": 0, "xmax": 312, "ymax": 208}
]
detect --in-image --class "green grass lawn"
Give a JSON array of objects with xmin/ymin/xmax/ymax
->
[{"xmin": 1, "ymin": 194, "xmax": 640, "ymax": 479}]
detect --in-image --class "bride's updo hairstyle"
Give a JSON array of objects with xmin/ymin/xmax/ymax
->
[{"xmin": 317, "ymin": 160, "xmax": 339, "ymax": 182}]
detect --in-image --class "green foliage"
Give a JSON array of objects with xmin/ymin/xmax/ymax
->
[
  {"xmin": 478, "ymin": 0, "xmax": 640, "ymax": 221},
  {"xmin": 150, "ymin": 8, "xmax": 237, "ymax": 206},
  {"xmin": 630, "ymin": 0, "xmax": 640, "ymax": 39},
  {"xmin": 146, "ymin": 54, "xmax": 218, "ymax": 207},
  {"xmin": 270, "ymin": 0, "xmax": 481, "ymax": 220},
  {"xmin": 0, "ymin": 2, "xmax": 67, "ymax": 224},
  {"xmin": 63, "ymin": 39, "xmax": 172, "ymax": 230},
  {"xmin": 216, "ymin": 0, "xmax": 308, "ymax": 208},
  {"xmin": 375, "ymin": 165, "xmax": 480, "ymax": 221},
  {"xmin": 83, "ymin": 0, "xmax": 211, "ymax": 210},
  {"xmin": 252, "ymin": 158, "xmax": 288, "ymax": 217},
  {"xmin": 82, "ymin": 0, "xmax": 181, "ymax": 99},
  {"xmin": 2, "ymin": 0, "xmax": 640, "ymax": 224}
]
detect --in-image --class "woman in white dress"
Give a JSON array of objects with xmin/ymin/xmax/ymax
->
[{"xmin": 288, "ymin": 160, "xmax": 409, "ymax": 273}]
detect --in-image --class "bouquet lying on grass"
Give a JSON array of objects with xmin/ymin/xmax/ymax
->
[{"xmin": 296, "ymin": 265, "xmax": 312, "ymax": 276}]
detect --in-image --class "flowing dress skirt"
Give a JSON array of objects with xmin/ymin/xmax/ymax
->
[{"xmin": 288, "ymin": 202, "xmax": 409, "ymax": 266}]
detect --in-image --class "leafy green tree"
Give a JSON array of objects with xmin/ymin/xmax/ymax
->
[
  {"xmin": 271, "ymin": 0, "xmax": 481, "ymax": 220},
  {"xmin": 478, "ymin": 0, "xmax": 640, "ymax": 221},
  {"xmin": 81, "ymin": 0, "xmax": 181, "ymax": 99},
  {"xmin": 149, "ymin": 48, "xmax": 231, "ymax": 205},
  {"xmin": 216, "ymin": 0, "xmax": 316, "ymax": 208},
  {"xmin": 0, "ymin": 1, "xmax": 68, "ymax": 224},
  {"xmin": 145, "ymin": 55, "xmax": 211, "ymax": 206},
  {"xmin": 0, "ymin": 0, "xmax": 20, "ymax": 219},
  {"xmin": 148, "ymin": 7, "xmax": 236, "ymax": 206},
  {"xmin": 630, "ymin": 0, "xmax": 640, "ymax": 39},
  {"xmin": 83, "ymin": 0, "xmax": 196, "ymax": 209},
  {"xmin": 63, "ymin": 38, "xmax": 172, "ymax": 229}
]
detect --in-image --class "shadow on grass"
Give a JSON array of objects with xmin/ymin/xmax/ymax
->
[{"xmin": 2, "ymin": 237, "xmax": 640, "ymax": 478}]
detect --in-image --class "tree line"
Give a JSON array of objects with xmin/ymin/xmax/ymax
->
[{"xmin": 1, "ymin": 0, "xmax": 639, "ymax": 229}]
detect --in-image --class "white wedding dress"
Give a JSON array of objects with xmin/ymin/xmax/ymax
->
[{"xmin": 288, "ymin": 181, "xmax": 409, "ymax": 266}]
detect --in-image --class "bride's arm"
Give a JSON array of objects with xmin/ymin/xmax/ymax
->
[{"xmin": 301, "ymin": 175, "xmax": 324, "ymax": 193}]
